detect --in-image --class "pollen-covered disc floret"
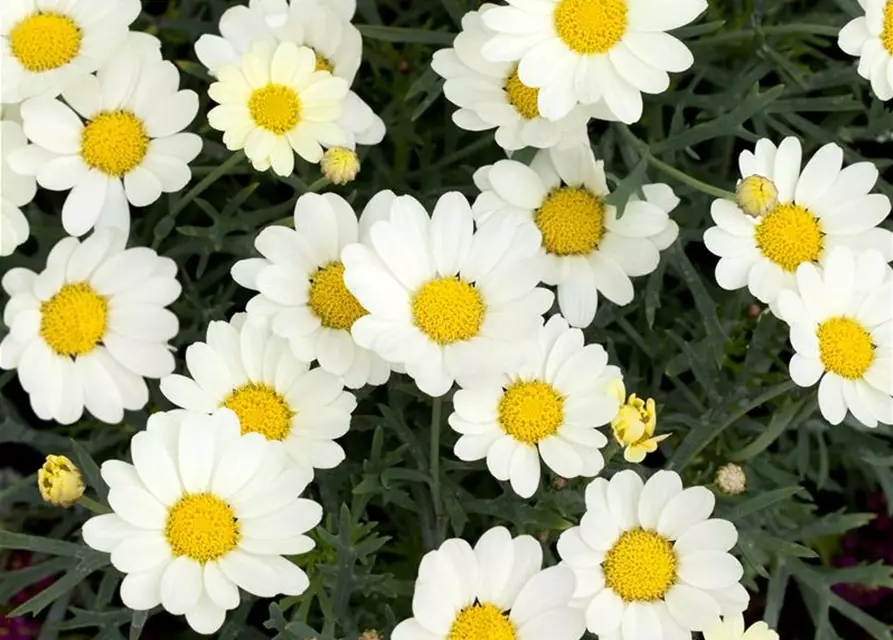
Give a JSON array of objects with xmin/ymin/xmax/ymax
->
[
  {"xmin": 1, "ymin": 110, "xmax": 38, "ymax": 256},
  {"xmin": 207, "ymin": 41, "xmax": 349, "ymax": 176},
  {"xmin": 473, "ymin": 144, "xmax": 680, "ymax": 329},
  {"xmin": 160, "ymin": 313, "xmax": 357, "ymax": 477},
  {"xmin": 231, "ymin": 192, "xmax": 391, "ymax": 389},
  {"xmin": 342, "ymin": 192, "xmax": 554, "ymax": 397},
  {"xmin": 449, "ymin": 315, "xmax": 621, "ymax": 498},
  {"xmin": 704, "ymin": 137, "xmax": 893, "ymax": 314},
  {"xmin": 558, "ymin": 469, "xmax": 748, "ymax": 640},
  {"xmin": 391, "ymin": 526, "xmax": 585, "ymax": 640},
  {"xmin": 431, "ymin": 6, "xmax": 605, "ymax": 151},
  {"xmin": 776, "ymin": 247, "xmax": 893, "ymax": 429},
  {"xmin": 478, "ymin": 0, "xmax": 705, "ymax": 123},
  {"xmin": 9, "ymin": 44, "xmax": 201, "ymax": 237},
  {"xmin": 0, "ymin": 230, "xmax": 180, "ymax": 425},
  {"xmin": 838, "ymin": 0, "xmax": 893, "ymax": 101},
  {"xmin": 195, "ymin": 0, "xmax": 385, "ymax": 153},
  {"xmin": 1, "ymin": 0, "xmax": 140, "ymax": 104},
  {"xmin": 81, "ymin": 409, "xmax": 323, "ymax": 635}
]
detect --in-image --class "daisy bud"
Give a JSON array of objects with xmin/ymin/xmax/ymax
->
[
  {"xmin": 360, "ymin": 630, "xmax": 381, "ymax": 640},
  {"xmin": 321, "ymin": 147, "xmax": 360, "ymax": 185},
  {"xmin": 608, "ymin": 380, "xmax": 668, "ymax": 463},
  {"xmin": 37, "ymin": 455, "xmax": 84, "ymax": 508},
  {"xmin": 716, "ymin": 462, "xmax": 747, "ymax": 495},
  {"xmin": 735, "ymin": 175, "xmax": 778, "ymax": 218}
]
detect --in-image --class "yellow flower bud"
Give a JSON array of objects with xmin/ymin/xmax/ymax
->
[
  {"xmin": 360, "ymin": 631, "xmax": 382, "ymax": 640},
  {"xmin": 37, "ymin": 455, "xmax": 84, "ymax": 507},
  {"xmin": 735, "ymin": 175, "xmax": 777, "ymax": 218},
  {"xmin": 609, "ymin": 381, "xmax": 667, "ymax": 463},
  {"xmin": 321, "ymin": 147, "xmax": 360, "ymax": 185}
]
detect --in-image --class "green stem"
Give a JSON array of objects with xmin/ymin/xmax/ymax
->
[
  {"xmin": 306, "ymin": 176, "xmax": 331, "ymax": 193},
  {"xmin": 616, "ymin": 125, "xmax": 736, "ymax": 200},
  {"xmin": 171, "ymin": 151, "xmax": 245, "ymax": 216},
  {"xmin": 429, "ymin": 396, "xmax": 444, "ymax": 542},
  {"xmin": 78, "ymin": 495, "xmax": 110, "ymax": 514}
]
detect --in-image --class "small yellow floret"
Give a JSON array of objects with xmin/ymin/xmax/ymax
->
[{"xmin": 608, "ymin": 380, "xmax": 667, "ymax": 463}]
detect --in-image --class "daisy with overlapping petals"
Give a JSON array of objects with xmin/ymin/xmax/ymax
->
[
  {"xmin": 558, "ymin": 470, "xmax": 748, "ymax": 640},
  {"xmin": 1, "ymin": 0, "xmax": 140, "ymax": 104},
  {"xmin": 449, "ymin": 315, "xmax": 621, "ymax": 498},
  {"xmin": 9, "ymin": 46, "xmax": 201, "ymax": 237},
  {"xmin": 704, "ymin": 138, "xmax": 893, "ymax": 313},
  {"xmin": 160, "ymin": 314, "xmax": 356, "ymax": 477},
  {"xmin": 207, "ymin": 41, "xmax": 350, "ymax": 176},
  {"xmin": 232, "ymin": 192, "xmax": 391, "ymax": 389},
  {"xmin": 478, "ymin": 0, "xmax": 704, "ymax": 123},
  {"xmin": 0, "ymin": 230, "xmax": 180, "ymax": 424},
  {"xmin": 704, "ymin": 614, "xmax": 779, "ymax": 640},
  {"xmin": 82, "ymin": 409, "xmax": 321, "ymax": 635},
  {"xmin": 342, "ymin": 192, "xmax": 553, "ymax": 397},
  {"xmin": 432, "ymin": 5, "xmax": 614, "ymax": 151},
  {"xmin": 1, "ymin": 107, "xmax": 37, "ymax": 256},
  {"xmin": 838, "ymin": 0, "xmax": 893, "ymax": 100},
  {"xmin": 473, "ymin": 144, "xmax": 679, "ymax": 329},
  {"xmin": 392, "ymin": 526, "xmax": 585, "ymax": 640},
  {"xmin": 776, "ymin": 247, "xmax": 893, "ymax": 428},
  {"xmin": 195, "ymin": 0, "xmax": 384, "ymax": 150}
]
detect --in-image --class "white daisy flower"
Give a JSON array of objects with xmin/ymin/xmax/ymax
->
[
  {"xmin": 449, "ymin": 314, "xmax": 620, "ymax": 498},
  {"xmin": 703, "ymin": 137, "xmax": 893, "ymax": 312},
  {"xmin": 478, "ymin": 0, "xmax": 704, "ymax": 123},
  {"xmin": 431, "ymin": 5, "xmax": 615, "ymax": 151},
  {"xmin": 392, "ymin": 525, "xmax": 586, "ymax": 640},
  {"xmin": 341, "ymin": 192, "xmax": 554, "ymax": 397},
  {"xmin": 82, "ymin": 408, "xmax": 321, "ymax": 635},
  {"xmin": 1, "ymin": 107, "xmax": 37, "ymax": 256},
  {"xmin": 8, "ymin": 46, "xmax": 201, "ymax": 237},
  {"xmin": 704, "ymin": 614, "xmax": 779, "ymax": 640},
  {"xmin": 207, "ymin": 41, "xmax": 350, "ymax": 176},
  {"xmin": 231, "ymin": 192, "xmax": 391, "ymax": 389},
  {"xmin": 776, "ymin": 247, "xmax": 893, "ymax": 428},
  {"xmin": 558, "ymin": 469, "xmax": 749, "ymax": 640},
  {"xmin": 160, "ymin": 313, "xmax": 356, "ymax": 477},
  {"xmin": 1, "ymin": 0, "xmax": 140, "ymax": 104},
  {"xmin": 838, "ymin": 0, "xmax": 893, "ymax": 101},
  {"xmin": 195, "ymin": 0, "xmax": 384, "ymax": 150},
  {"xmin": 0, "ymin": 229, "xmax": 180, "ymax": 424},
  {"xmin": 473, "ymin": 144, "xmax": 679, "ymax": 329}
]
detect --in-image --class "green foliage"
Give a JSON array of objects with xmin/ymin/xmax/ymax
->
[{"xmin": 2, "ymin": 0, "xmax": 893, "ymax": 639}]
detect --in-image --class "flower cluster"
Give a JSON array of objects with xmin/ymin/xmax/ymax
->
[{"xmin": 2, "ymin": 0, "xmax": 891, "ymax": 638}]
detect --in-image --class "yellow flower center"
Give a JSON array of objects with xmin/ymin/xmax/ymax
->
[
  {"xmin": 80, "ymin": 111, "xmax": 149, "ymax": 177},
  {"xmin": 448, "ymin": 603, "xmax": 516, "ymax": 640},
  {"xmin": 603, "ymin": 529, "xmax": 677, "ymax": 602},
  {"xmin": 9, "ymin": 12, "xmax": 82, "ymax": 72},
  {"xmin": 164, "ymin": 493, "xmax": 240, "ymax": 564},
  {"xmin": 816, "ymin": 317, "xmax": 874, "ymax": 380},
  {"xmin": 554, "ymin": 0, "xmax": 628, "ymax": 55},
  {"xmin": 498, "ymin": 380, "xmax": 565, "ymax": 444},
  {"xmin": 753, "ymin": 203, "xmax": 823, "ymax": 272},
  {"xmin": 883, "ymin": 0, "xmax": 893, "ymax": 55},
  {"xmin": 222, "ymin": 383, "xmax": 295, "ymax": 441},
  {"xmin": 504, "ymin": 65, "xmax": 540, "ymax": 120},
  {"xmin": 39, "ymin": 282, "xmax": 107, "ymax": 357},
  {"xmin": 308, "ymin": 261, "xmax": 368, "ymax": 330},
  {"xmin": 249, "ymin": 83, "xmax": 301, "ymax": 135},
  {"xmin": 735, "ymin": 175, "xmax": 778, "ymax": 218},
  {"xmin": 313, "ymin": 50, "xmax": 335, "ymax": 73},
  {"xmin": 411, "ymin": 277, "xmax": 485, "ymax": 345},
  {"xmin": 535, "ymin": 186, "xmax": 605, "ymax": 256}
]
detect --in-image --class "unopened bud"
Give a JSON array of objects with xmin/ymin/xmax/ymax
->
[
  {"xmin": 38, "ymin": 455, "xmax": 84, "ymax": 507},
  {"xmin": 360, "ymin": 631, "xmax": 381, "ymax": 640},
  {"xmin": 321, "ymin": 147, "xmax": 360, "ymax": 185},
  {"xmin": 735, "ymin": 175, "xmax": 777, "ymax": 218},
  {"xmin": 715, "ymin": 462, "xmax": 747, "ymax": 495}
]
